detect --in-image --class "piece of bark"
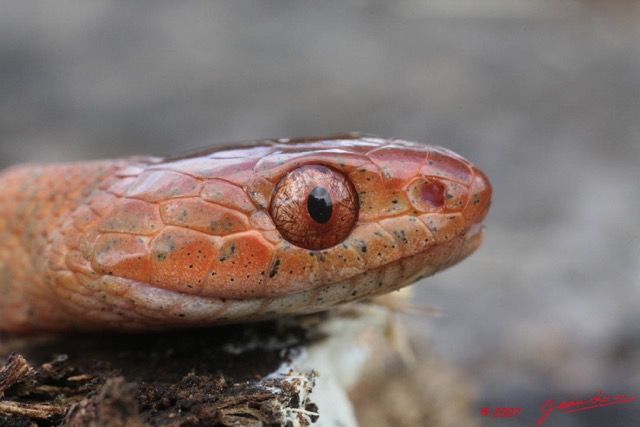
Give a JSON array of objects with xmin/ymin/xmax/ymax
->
[
  {"xmin": 0, "ymin": 354, "xmax": 32, "ymax": 396},
  {"xmin": 0, "ymin": 319, "xmax": 320, "ymax": 427}
]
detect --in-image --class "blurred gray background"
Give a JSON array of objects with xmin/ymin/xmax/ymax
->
[{"xmin": 1, "ymin": 1, "xmax": 639, "ymax": 426}]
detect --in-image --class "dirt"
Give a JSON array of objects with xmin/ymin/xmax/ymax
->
[{"xmin": 0, "ymin": 320, "xmax": 320, "ymax": 427}]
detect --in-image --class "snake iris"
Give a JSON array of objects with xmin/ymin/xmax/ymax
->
[{"xmin": 0, "ymin": 133, "xmax": 492, "ymax": 332}]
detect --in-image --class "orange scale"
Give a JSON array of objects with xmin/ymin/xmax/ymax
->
[
  {"xmin": 262, "ymin": 230, "xmax": 282, "ymax": 244},
  {"xmin": 88, "ymin": 191, "xmax": 118, "ymax": 215},
  {"xmin": 367, "ymin": 145, "xmax": 427, "ymax": 187},
  {"xmin": 63, "ymin": 225, "xmax": 82, "ymax": 250},
  {"xmin": 107, "ymin": 177, "xmax": 137, "ymax": 197},
  {"xmin": 421, "ymin": 149, "xmax": 473, "ymax": 185},
  {"xmin": 462, "ymin": 169, "xmax": 493, "ymax": 227},
  {"xmin": 430, "ymin": 235, "xmax": 468, "ymax": 273},
  {"xmin": 92, "ymin": 233, "xmax": 152, "ymax": 283},
  {"xmin": 152, "ymin": 157, "xmax": 260, "ymax": 186},
  {"xmin": 71, "ymin": 205, "xmax": 98, "ymax": 232},
  {"xmin": 442, "ymin": 180, "xmax": 469, "ymax": 212},
  {"xmin": 264, "ymin": 244, "xmax": 321, "ymax": 296},
  {"xmin": 97, "ymin": 199, "xmax": 163, "ymax": 236},
  {"xmin": 347, "ymin": 164, "xmax": 386, "ymax": 222},
  {"xmin": 96, "ymin": 275, "xmax": 134, "ymax": 299},
  {"xmin": 125, "ymin": 170, "xmax": 202, "ymax": 203},
  {"xmin": 74, "ymin": 272, "xmax": 102, "ymax": 293},
  {"xmin": 249, "ymin": 211, "xmax": 275, "ymax": 231},
  {"xmin": 160, "ymin": 198, "xmax": 250, "ymax": 236},
  {"xmin": 419, "ymin": 213, "xmax": 466, "ymax": 244},
  {"xmin": 201, "ymin": 158, "xmax": 261, "ymax": 187},
  {"xmin": 150, "ymin": 227, "xmax": 218, "ymax": 294},
  {"xmin": 65, "ymin": 250, "xmax": 98, "ymax": 278},
  {"xmin": 200, "ymin": 179, "xmax": 256, "ymax": 213},
  {"xmin": 246, "ymin": 176, "xmax": 274, "ymax": 210},
  {"xmin": 77, "ymin": 229, "xmax": 101, "ymax": 260},
  {"xmin": 378, "ymin": 190, "xmax": 412, "ymax": 218},
  {"xmin": 201, "ymin": 232, "xmax": 272, "ymax": 299},
  {"xmin": 344, "ymin": 222, "xmax": 403, "ymax": 270},
  {"xmin": 314, "ymin": 242, "xmax": 366, "ymax": 284},
  {"xmin": 379, "ymin": 216, "xmax": 435, "ymax": 257}
]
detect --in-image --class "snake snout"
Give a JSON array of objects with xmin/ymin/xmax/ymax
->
[{"xmin": 463, "ymin": 165, "xmax": 493, "ymax": 230}]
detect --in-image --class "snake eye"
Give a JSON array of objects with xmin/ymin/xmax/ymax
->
[{"xmin": 270, "ymin": 165, "xmax": 358, "ymax": 250}]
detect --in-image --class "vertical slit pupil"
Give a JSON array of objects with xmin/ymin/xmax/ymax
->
[{"xmin": 307, "ymin": 186, "xmax": 333, "ymax": 224}]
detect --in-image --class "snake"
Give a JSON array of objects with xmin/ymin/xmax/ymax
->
[{"xmin": 0, "ymin": 133, "xmax": 492, "ymax": 333}]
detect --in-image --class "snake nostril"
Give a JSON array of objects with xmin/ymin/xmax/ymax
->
[{"xmin": 421, "ymin": 180, "xmax": 445, "ymax": 207}]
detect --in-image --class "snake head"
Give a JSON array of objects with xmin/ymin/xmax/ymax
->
[{"xmin": 53, "ymin": 133, "xmax": 491, "ymax": 330}]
